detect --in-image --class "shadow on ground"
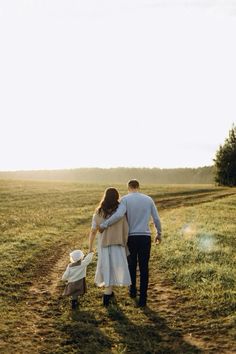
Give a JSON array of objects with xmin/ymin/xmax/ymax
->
[
  {"xmin": 106, "ymin": 300, "xmax": 203, "ymax": 354},
  {"xmin": 56, "ymin": 309, "xmax": 113, "ymax": 353}
]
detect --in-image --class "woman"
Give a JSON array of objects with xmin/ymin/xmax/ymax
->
[{"xmin": 89, "ymin": 187, "xmax": 131, "ymax": 306}]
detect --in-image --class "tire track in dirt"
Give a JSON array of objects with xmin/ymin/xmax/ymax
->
[
  {"xmin": 155, "ymin": 190, "xmax": 236, "ymax": 210},
  {"xmin": 2, "ymin": 247, "xmax": 70, "ymax": 354},
  {"xmin": 27, "ymin": 250, "xmax": 69, "ymax": 353}
]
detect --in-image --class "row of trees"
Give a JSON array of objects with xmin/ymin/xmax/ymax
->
[
  {"xmin": 0, "ymin": 166, "xmax": 214, "ymax": 184},
  {"xmin": 214, "ymin": 125, "xmax": 236, "ymax": 186}
]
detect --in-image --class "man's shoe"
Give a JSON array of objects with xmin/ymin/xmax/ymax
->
[{"xmin": 138, "ymin": 298, "xmax": 147, "ymax": 307}]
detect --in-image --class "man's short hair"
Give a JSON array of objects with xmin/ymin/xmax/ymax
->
[{"xmin": 128, "ymin": 179, "xmax": 140, "ymax": 189}]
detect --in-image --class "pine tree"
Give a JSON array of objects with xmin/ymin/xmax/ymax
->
[{"xmin": 214, "ymin": 125, "xmax": 236, "ymax": 186}]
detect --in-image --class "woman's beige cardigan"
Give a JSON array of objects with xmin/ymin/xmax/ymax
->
[{"xmin": 93, "ymin": 213, "xmax": 129, "ymax": 248}]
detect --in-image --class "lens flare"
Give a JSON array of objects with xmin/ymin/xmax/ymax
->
[
  {"xmin": 181, "ymin": 223, "xmax": 197, "ymax": 239},
  {"xmin": 198, "ymin": 233, "xmax": 217, "ymax": 253}
]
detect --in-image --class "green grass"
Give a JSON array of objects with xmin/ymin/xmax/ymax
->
[
  {"xmin": 155, "ymin": 196, "xmax": 236, "ymax": 336},
  {"xmin": 0, "ymin": 180, "xmax": 235, "ymax": 353}
]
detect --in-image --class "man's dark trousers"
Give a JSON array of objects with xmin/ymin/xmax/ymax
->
[{"xmin": 127, "ymin": 235, "xmax": 151, "ymax": 304}]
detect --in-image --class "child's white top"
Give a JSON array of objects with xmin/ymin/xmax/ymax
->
[{"xmin": 62, "ymin": 252, "xmax": 94, "ymax": 283}]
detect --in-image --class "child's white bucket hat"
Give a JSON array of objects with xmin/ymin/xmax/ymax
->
[{"xmin": 70, "ymin": 250, "xmax": 84, "ymax": 263}]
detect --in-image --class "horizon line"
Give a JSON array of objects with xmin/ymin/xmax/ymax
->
[{"xmin": 0, "ymin": 165, "xmax": 214, "ymax": 173}]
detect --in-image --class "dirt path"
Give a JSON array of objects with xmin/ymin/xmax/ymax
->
[{"xmin": 5, "ymin": 248, "xmax": 69, "ymax": 354}]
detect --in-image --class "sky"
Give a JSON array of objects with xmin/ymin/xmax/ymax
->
[{"xmin": 0, "ymin": 0, "xmax": 236, "ymax": 171}]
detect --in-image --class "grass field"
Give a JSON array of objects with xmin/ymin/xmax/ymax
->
[{"xmin": 0, "ymin": 180, "xmax": 235, "ymax": 354}]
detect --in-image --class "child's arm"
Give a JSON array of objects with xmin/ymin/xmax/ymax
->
[
  {"xmin": 82, "ymin": 252, "xmax": 94, "ymax": 267},
  {"xmin": 61, "ymin": 265, "xmax": 70, "ymax": 281}
]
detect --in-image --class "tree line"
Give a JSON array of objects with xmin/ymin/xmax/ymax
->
[
  {"xmin": 0, "ymin": 166, "xmax": 214, "ymax": 184},
  {"xmin": 214, "ymin": 125, "xmax": 236, "ymax": 187}
]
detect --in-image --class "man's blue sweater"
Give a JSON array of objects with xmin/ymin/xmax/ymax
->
[{"xmin": 100, "ymin": 192, "xmax": 162, "ymax": 237}]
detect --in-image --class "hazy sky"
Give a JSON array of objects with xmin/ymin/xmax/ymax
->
[{"xmin": 0, "ymin": 0, "xmax": 236, "ymax": 171}]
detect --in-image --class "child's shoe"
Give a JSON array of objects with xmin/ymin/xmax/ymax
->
[{"xmin": 71, "ymin": 299, "xmax": 78, "ymax": 310}]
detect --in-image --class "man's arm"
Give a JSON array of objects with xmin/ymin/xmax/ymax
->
[
  {"xmin": 151, "ymin": 200, "xmax": 162, "ymax": 243},
  {"xmin": 100, "ymin": 200, "xmax": 127, "ymax": 230}
]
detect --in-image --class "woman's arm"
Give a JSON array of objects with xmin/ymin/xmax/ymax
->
[{"xmin": 88, "ymin": 228, "xmax": 97, "ymax": 253}]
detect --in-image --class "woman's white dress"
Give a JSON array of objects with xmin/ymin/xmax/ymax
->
[{"xmin": 92, "ymin": 216, "xmax": 131, "ymax": 287}]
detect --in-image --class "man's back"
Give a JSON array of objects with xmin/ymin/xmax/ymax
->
[
  {"xmin": 100, "ymin": 189, "xmax": 161, "ymax": 237},
  {"xmin": 122, "ymin": 192, "xmax": 158, "ymax": 236}
]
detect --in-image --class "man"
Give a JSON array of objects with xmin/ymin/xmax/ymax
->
[{"xmin": 99, "ymin": 179, "xmax": 162, "ymax": 307}]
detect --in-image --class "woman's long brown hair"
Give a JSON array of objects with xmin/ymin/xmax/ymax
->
[{"xmin": 97, "ymin": 188, "xmax": 120, "ymax": 218}]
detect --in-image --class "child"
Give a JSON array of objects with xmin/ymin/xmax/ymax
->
[{"xmin": 62, "ymin": 249, "xmax": 93, "ymax": 310}]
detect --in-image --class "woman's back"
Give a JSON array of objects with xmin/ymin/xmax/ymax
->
[{"xmin": 92, "ymin": 213, "xmax": 128, "ymax": 247}]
